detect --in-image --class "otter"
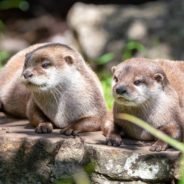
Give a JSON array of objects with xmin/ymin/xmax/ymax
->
[
  {"xmin": 103, "ymin": 58, "xmax": 184, "ymax": 151},
  {"xmin": 0, "ymin": 43, "xmax": 107, "ymax": 135}
]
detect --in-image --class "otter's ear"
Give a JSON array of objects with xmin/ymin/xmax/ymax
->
[
  {"xmin": 154, "ymin": 73, "xmax": 164, "ymax": 82},
  {"xmin": 64, "ymin": 56, "xmax": 74, "ymax": 65},
  {"xmin": 111, "ymin": 66, "xmax": 116, "ymax": 74}
]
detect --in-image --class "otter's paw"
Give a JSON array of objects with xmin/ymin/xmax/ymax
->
[
  {"xmin": 106, "ymin": 134, "xmax": 123, "ymax": 147},
  {"xmin": 150, "ymin": 140, "xmax": 168, "ymax": 152},
  {"xmin": 60, "ymin": 128, "xmax": 80, "ymax": 136},
  {"xmin": 35, "ymin": 123, "xmax": 53, "ymax": 133}
]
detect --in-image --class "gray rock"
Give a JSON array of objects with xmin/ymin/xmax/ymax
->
[
  {"xmin": 0, "ymin": 36, "xmax": 29, "ymax": 53},
  {"xmin": 53, "ymin": 137, "xmax": 86, "ymax": 178},
  {"xmin": 68, "ymin": 3, "xmax": 114, "ymax": 59},
  {"xmin": 68, "ymin": 1, "xmax": 184, "ymax": 62},
  {"xmin": 91, "ymin": 173, "xmax": 149, "ymax": 184},
  {"xmin": 0, "ymin": 113, "xmax": 181, "ymax": 183},
  {"xmin": 47, "ymin": 30, "xmax": 80, "ymax": 51},
  {"xmin": 86, "ymin": 144, "xmax": 178, "ymax": 182},
  {"xmin": 127, "ymin": 20, "xmax": 147, "ymax": 40}
]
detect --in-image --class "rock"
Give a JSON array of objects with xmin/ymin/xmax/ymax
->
[
  {"xmin": 0, "ymin": 14, "xmax": 79, "ymax": 61},
  {"xmin": 47, "ymin": 30, "xmax": 80, "ymax": 51},
  {"xmin": 68, "ymin": 1, "xmax": 184, "ymax": 62},
  {"xmin": 127, "ymin": 20, "xmax": 147, "ymax": 40},
  {"xmin": 0, "ymin": 36, "xmax": 29, "ymax": 53},
  {"xmin": 68, "ymin": 3, "xmax": 115, "ymax": 60},
  {"xmin": 86, "ymin": 144, "xmax": 178, "ymax": 182},
  {"xmin": 91, "ymin": 174, "xmax": 150, "ymax": 184},
  {"xmin": 0, "ymin": 113, "xmax": 181, "ymax": 183},
  {"xmin": 53, "ymin": 137, "xmax": 86, "ymax": 178}
]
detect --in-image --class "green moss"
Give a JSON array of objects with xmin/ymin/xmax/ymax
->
[
  {"xmin": 54, "ymin": 176, "xmax": 74, "ymax": 184},
  {"xmin": 84, "ymin": 161, "xmax": 96, "ymax": 175}
]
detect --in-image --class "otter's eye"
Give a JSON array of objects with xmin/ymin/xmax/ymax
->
[
  {"xmin": 134, "ymin": 79, "xmax": 143, "ymax": 86},
  {"xmin": 41, "ymin": 61, "xmax": 51, "ymax": 69},
  {"xmin": 113, "ymin": 76, "xmax": 118, "ymax": 83}
]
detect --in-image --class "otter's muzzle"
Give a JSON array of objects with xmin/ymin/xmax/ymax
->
[
  {"xmin": 23, "ymin": 70, "xmax": 33, "ymax": 79},
  {"xmin": 115, "ymin": 85, "xmax": 127, "ymax": 95}
]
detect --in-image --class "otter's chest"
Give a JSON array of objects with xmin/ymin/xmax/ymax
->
[
  {"xmin": 34, "ymin": 92, "xmax": 89, "ymax": 128},
  {"xmin": 34, "ymin": 94, "xmax": 69, "ymax": 128}
]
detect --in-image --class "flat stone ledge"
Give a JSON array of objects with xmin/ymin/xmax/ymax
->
[{"xmin": 0, "ymin": 113, "xmax": 180, "ymax": 184}]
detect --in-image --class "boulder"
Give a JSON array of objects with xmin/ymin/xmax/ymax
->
[
  {"xmin": 0, "ymin": 113, "xmax": 180, "ymax": 183},
  {"xmin": 68, "ymin": 1, "xmax": 184, "ymax": 63}
]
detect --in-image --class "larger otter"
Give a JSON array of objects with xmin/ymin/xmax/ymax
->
[
  {"xmin": 103, "ymin": 58, "xmax": 184, "ymax": 151},
  {"xmin": 0, "ymin": 43, "xmax": 107, "ymax": 134}
]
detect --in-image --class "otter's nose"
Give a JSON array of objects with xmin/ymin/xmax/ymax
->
[
  {"xmin": 23, "ymin": 70, "xmax": 33, "ymax": 79},
  {"xmin": 116, "ymin": 85, "xmax": 127, "ymax": 95}
]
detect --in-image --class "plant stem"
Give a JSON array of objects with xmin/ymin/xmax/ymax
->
[{"xmin": 117, "ymin": 113, "xmax": 184, "ymax": 152}]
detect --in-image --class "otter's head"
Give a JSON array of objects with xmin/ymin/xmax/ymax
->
[
  {"xmin": 21, "ymin": 43, "xmax": 79, "ymax": 92},
  {"xmin": 112, "ymin": 58, "xmax": 169, "ymax": 106}
]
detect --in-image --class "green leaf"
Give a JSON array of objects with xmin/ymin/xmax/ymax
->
[
  {"xmin": 96, "ymin": 52, "xmax": 115, "ymax": 65},
  {"xmin": 101, "ymin": 75, "xmax": 113, "ymax": 109},
  {"xmin": 127, "ymin": 41, "xmax": 144, "ymax": 51},
  {"xmin": 122, "ymin": 51, "xmax": 132, "ymax": 60},
  {"xmin": 179, "ymin": 154, "xmax": 184, "ymax": 184},
  {"xmin": 122, "ymin": 40, "xmax": 145, "ymax": 60}
]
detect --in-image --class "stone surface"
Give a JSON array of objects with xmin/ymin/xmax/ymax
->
[
  {"xmin": 68, "ymin": 1, "xmax": 184, "ymax": 63},
  {"xmin": 0, "ymin": 14, "xmax": 79, "ymax": 59},
  {"xmin": 0, "ymin": 36, "xmax": 29, "ymax": 53},
  {"xmin": 48, "ymin": 30, "xmax": 80, "ymax": 51},
  {"xmin": 53, "ymin": 137, "xmax": 86, "ymax": 179},
  {"xmin": 86, "ymin": 144, "xmax": 179, "ymax": 183},
  {"xmin": 0, "ymin": 113, "xmax": 181, "ymax": 183},
  {"xmin": 91, "ymin": 174, "xmax": 150, "ymax": 184}
]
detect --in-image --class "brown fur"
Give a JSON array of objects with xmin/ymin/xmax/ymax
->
[
  {"xmin": 103, "ymin": 58, "xmax": 184, "ymax": 151},
  {"xmin": 0, "ymin": 43, "xmax": 107, "ymax": 135}
]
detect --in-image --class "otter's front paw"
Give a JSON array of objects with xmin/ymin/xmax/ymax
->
[
  {"xmin": 60, "ymin": 128, "xmax": 80, "ymax": 136},
  {"xmin": 106, "ymin": 134, "xmax": 123, "ymax": 147},
  {"xmin": 35, "ymin": 123, "xmax": 53, "ymax": 133},
  {"xmin": 150, "ymin": 140, "xmax": 168, "ymax": 152}
]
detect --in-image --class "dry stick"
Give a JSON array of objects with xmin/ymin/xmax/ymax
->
[{"xmin": 117, "ymin": 113, "xmax": 184, "ymax": 152}]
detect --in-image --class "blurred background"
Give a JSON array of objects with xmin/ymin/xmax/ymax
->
[{"xmin": 0, "ymin": 0, "xmax": 183, "ymax": 109}]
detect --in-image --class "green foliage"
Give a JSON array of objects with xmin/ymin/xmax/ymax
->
[
  {"xmin": 95, "ymin": 52, "xmax": 114, "ymax": 110},
  {"xmin": 84, "ymin": 161, "xmax": 95, "ymax": 175},
  {"xmin": 179, "ymin": 155, "xmax": 184, "ymax": 184},
  {"xmin": 100, "ymin": 74, "xmax": 113, "ymax": 110},
  {"xmin": 0, "ymin": 51, "xmax": 10, "ymax": 67},
  {"xmin": 122, "ymin": 40, "xmax": 145, "ymax": 60},
  {"xmin": 0, "ymin": 20, "xmax": 5, "ymax": 32},
  {"xmin": 54, "ymin": 176, "xmax": 74, "ymax": 184},
  {"xmin": 96, "ymin": 52, "xmax": 115, "ymax": 65},
  {"xmin": 0, "ymin": 0, "xmax": 29, "ymax": 11},
  {"xmin": 96, "ymin": 40, "xmax": 145, "ymax": 110}
]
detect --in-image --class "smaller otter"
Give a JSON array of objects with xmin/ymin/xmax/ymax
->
[
  {"xmin": 0, "ymin": 43, "xmax": 107, "ymax": 135},
  {"xmin": 103, "ymin": 58, "xmax": 184, "ymax": 151}
]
